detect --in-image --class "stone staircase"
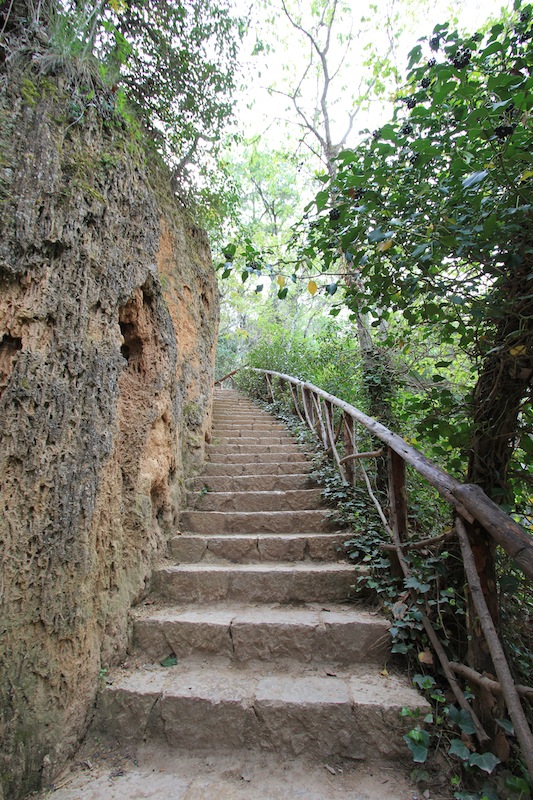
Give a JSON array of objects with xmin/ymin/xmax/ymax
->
[{"xmin": 91, "ymin": 388, "xmax": 428, "ymax": 777}]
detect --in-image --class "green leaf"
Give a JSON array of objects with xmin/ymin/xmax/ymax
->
[
  {"xmin": 495, "ymin": 718, "xmax": 514, "ymax": 734},
  {"xmin": 316, "ymin": 190, "xmax": 329, "ymax": 211},
  {"xmin": 462, "ymin": 171, "xmax": 488, "ymax": 189},
  {"xmin": 403, "ymin": 729, "xmax": 430, "ymax": 763},
  {"xmin": 221, "ymin": 268, "xmax": 231, "ymax": 279},
  {"xmin": 412, "ymin": 243, "xmax": 429, "ymax": 259},
  {"xmin": 391, "ymin": 642, "xmax": 409, "ymax": 654},
  {"xmin": 223, "ymin": 243, "xmax": 237, "ymax": 260},
  {"xmin": 468, "ymin": 752, "xmax": 500, "ymax": 774},
  {"xmin": 160, "ymin": 655, "xmax": 177, "ymax": 667},
  {"xmin": 413, "ymin": 674, "xmax": 436, "ymax": 690},
  {"xmin": 405, "ymin": 576, "xmax": 431, "ymax": 593},
  {"xmin": 407, "ymin": 44, "xmax": 423, "ymax": 69},
  {"xmin": 449, "ymin": 739, "xmax": 470, "ymax": 760},
  {"xmin": 448, "ymin": 706, "xmax": 476, "ymax": 735},
  {"xmin": 337, "ymin": 150, "xmax": 357, "ymax": 164},
  {"xmin": 277, "ymin": 287, "xmax": 288, "ymax": 299},
  {"xmin": 368, "ymin": 227, "xmax": 394, "ymax": 243}
]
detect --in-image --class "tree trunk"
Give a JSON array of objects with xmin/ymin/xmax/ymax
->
[{"xmin": 465, "ymin": 244, "xmax": 533, "ymax": 674}]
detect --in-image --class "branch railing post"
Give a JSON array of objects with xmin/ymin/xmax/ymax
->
[
  {"xmin": 290, "ymin": 382, "xmax": 306, "ymax": 424},
  {"xmin": 387, "ymin": 447, "xmax": 409, "ymax": 578},
  {"xmin": 301, "ymin": 386, "xmax": 315, "ymax": 432},
  {"xmin": 343, "ymin": 413, "xmax": 356, "ymax": 484},
  {"xmin": 265, "ymin": 372, "xmax": 275, "ymax": 403},
  {"xmin": 387, "ymin": 447, "xmax": 408, "ymax": 545},
  {"xmin": 312, "ymin": 394, "xmax": 328, "ymax": 450}
]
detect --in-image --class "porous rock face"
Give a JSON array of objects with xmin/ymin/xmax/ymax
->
[{"xmin": 0, "ymin": 68, "xmax": 218, "ymax": 799}]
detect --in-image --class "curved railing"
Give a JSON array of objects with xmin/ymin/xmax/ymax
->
[{"xmin": 215, "ymin": 366, "xmax": 533, "ymax": 776}]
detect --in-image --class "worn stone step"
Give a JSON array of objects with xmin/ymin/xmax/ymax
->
[
  {"xmin": 153, "ymin": 562, "xmax": 356, "ymax": 603},
  {"xmin": 186, "ymin": 489, "xmax": 323, "ymax": 513},
  {"xmin": 207, "ymin": 451, "xmax": 310, "ymax": 464},
  {"xmin": 213, "ymin": 412, "xmax": 272, "ymax": 417},
  {"xmin": 207, "ymin": 443, "xmax": 301, "ymax": 456},
  {"xmin": 94, "ymin": 663, "xmax": 429, "ymax": 758},
  {"xmin": 213, "ymin": 410, "xmax": 268, "ymax": 417},
  {"xmin": 211, "ymin": 434, "xmax": 293, "ymax": 445},
  {"xmin": 131, "ymin": 602, "xmax": 390, "ymax": 664},
  {"xmin": 37, "ymin": 747, "xmax": 420, "ymax": 800},
  {"xmin": 202, "ymin": 461, "xmax": 313, "ymax": 477},
  {"xmin": 186, "ymin": 474, "xmax": 314, "ymax": 493},
  {"xmin": 211, "ymin": 424, "xmax": 283, "ymax": 433},
  {"xmin": 180, "ymin": 509, "xmax": 332, "ymax": 534},
  {"xmin": 170, "ymin": 532, "xmax": 346, "ymax": 563},
  {"xmin": 212, "ymin": 429, "xmax": 288, "ymax": 438}
]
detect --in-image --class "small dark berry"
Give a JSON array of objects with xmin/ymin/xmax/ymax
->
[
  {"xmin": 430, "ymin": 35, "xmax": 440, "ymax": 51},
  {"xmin": 421, "ymin": 77, "xmax": 431, "ymax": 88},
  {"xmin": 452, "ymin": 47, "xmax": 471, "ymax": 69},
  {"xmin": 372, "ymin": 129, "xmax": 381, "ymax": 139},
  {"xmin": 427, "ymin": 58, "xmax": 436, "ymax": 68},
  {"xmin": 401, "ymin": 124, "xmax": 413, "ymax": 136},
  {"xmin": 520, "ymin": 10, "xmax": 529, "ymax": 22},
  {"xmin": 329, "ymin": 208, "xmax": 341, "ymax": 221},
  {"xmin": 494, "ymin": 124, "xmax": 514, "ymax": 139},
  {"xmin": 406, "ymin": 97, "xmax": 416, "ymax": 109}
]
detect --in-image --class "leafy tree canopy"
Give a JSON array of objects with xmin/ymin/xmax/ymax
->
[
  {"xmin": 0, "ymin": 0, "xmax": 244, "ymax": 186},
  {"xmin": 218, "ymin": 1, "xmax": 533, "ymax": 509}
]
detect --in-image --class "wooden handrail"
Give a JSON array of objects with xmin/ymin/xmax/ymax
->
[
  {"xmin": 226, "ymin": 366, "xmax": 533, "ymax": 778},
  {"xmin": 247, "ymin": 368, "xmax": 533, "ymax": 582},
  {"xmin": 214, "ymin": 368, "xmax": 240, "ymax": 385}
]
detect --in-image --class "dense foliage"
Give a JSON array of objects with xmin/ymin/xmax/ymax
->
[
  {"xmin": 299, "ymin": 3, "xmax": 533, "ymax": 509},
  {"xmin": 0, "ymin": 0, "xmax": 242, "ymax": 184}
]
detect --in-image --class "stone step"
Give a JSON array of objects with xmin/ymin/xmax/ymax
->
[
  {"xmin": 131, "ymin": 601, "xmax": 390, "ymax": 664},
  {"xmin": 207, "ymin": 451, "xmax": 310, "ymax": 464},
  {"xmin": 212, "ymin": 419, "xmax": 276, "ymax": 425},
  {"xmin": 207, "ymin": 443, "xmax": 301, "ymax": 456},
  {"xmin": 212, "ymin": 423, "xmax": 283, "ymax": 432},
  {"xmin": 170, "ymin": 532, "xmax": 346, "ymax": 563},
  {"xmin": 153, "ymin": 563, "xmax": 357, "ymax": 603},
  {"xmin": 186, "ymin": 489, "xmax": 323, "ymax": 513},
  {"xmin": 41, "ymin": 747, "xmax": 419, "ymax": 800},
  {"xmin": 180, "ymin": 509, "xmax": 332, "ymax": 534},
  {"xmin": 213, "ymin": 410, "xmax": 269, "ymax": 416},
  {"xmin": 202, "ymin": 461, "xmax": 313, "ymax": 476},
  {"xmin": 186, "ymin": 474, "xmax": 314, "ymax": 492},
  {"xmin": 213, "ymin": 410, "xmax": 271, "ymax": 415},
  {"xmin": 211, "ymin": 434, "xmax": 293, "ymax": 445},
  {"xmin": 94, "ymin": 663, "xmax": 429, "ymax": 758}
]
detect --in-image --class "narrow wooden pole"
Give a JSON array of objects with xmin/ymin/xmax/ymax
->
[
  {"xmin": 301, "ymin": 387, "xmax": 315, "ymax": 433},
  {"xmin": 290, "ymin": 382, "xmax": 306, "ymax": 424},
  {"xmin": 265, "ymin": 373, "xmax": 275, "ymax": 403},
  {"xmin": 387, "ymin": 448, "xmax": 408, "ymax": 545},
  {"xmin": 323, "ymin": 400, "xmax": 346, "ymax": 481},
  {"xmin": 456, "ymin": 517, "xmax": 533, "ymax": 782},
  {"xmin": 311, "ymin": 394, "xmax": 328, "ymax": 449},
  {"xmin": 343, "ymin": 414, "xmax": 356, "ymax": 484}
]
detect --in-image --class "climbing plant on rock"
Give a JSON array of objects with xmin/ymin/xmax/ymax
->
[{"xmin": 0, "ymin": 0, "xmax": 242, "ymax": 183}]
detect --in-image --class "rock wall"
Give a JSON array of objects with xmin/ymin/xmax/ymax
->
[{"xmin": 0, "ymin": 66, "xmax": 218, "ymax": 799}]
